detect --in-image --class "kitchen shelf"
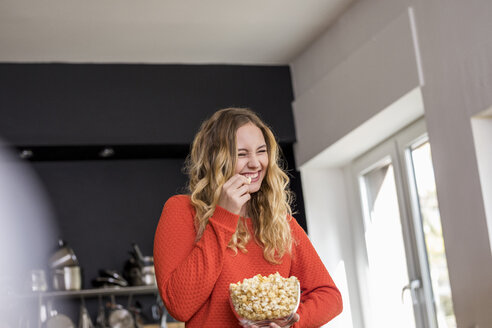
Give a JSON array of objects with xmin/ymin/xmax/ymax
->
[{"xmin": 20, "ymin": 285, "xmax": 158, "ymax": 299}]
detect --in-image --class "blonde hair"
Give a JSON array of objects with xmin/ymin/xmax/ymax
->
[{"xmin": 185, "ymin": 108, "xmax": 294, "ymax": 264}]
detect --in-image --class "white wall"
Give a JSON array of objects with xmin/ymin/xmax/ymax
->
[
  {"xmin": 290, "ymin": 0, "xmax": 492, "ymax": 327},
  {"xmin": 292, "ymin": 8, "xmax": 420, "ymax": 165},
  {"xmin": 471, "ymin": 109, "xmax": 492, "ymax": 255},
  {"xmin": 301, "ymin": 168, "xmax": 360, "ymax": 327}
]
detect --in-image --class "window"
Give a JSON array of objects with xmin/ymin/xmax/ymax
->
[
  {"xmin": 406, "ymin": 139, "xmax": 455, "ymax": 328},
  {"xmin": 351, "ymin": 119, "xmax": 456, "ymax": 328}
]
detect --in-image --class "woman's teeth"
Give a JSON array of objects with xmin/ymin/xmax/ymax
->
[{"xmin": 243, "ymin": 172, "xmax": 259, "ymax": 179}]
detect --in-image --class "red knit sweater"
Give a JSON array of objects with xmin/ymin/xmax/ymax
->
[{"xmin": 153, "ymin": 195, "xmax": 342, "ymax": 327}]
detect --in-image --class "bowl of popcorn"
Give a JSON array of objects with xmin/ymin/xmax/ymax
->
[{"xmin": 229, "ymin": 272, "xmax": 300, "ymax": 327}]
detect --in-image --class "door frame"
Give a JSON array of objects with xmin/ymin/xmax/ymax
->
[{"xmin": 348, "ymin": 118, "xmax": 432, "ymax": 328}]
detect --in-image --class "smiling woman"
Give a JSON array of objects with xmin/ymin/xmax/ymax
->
[
  {"xmin": 153, "ymin": 107, "xmax": 343, "ymax": 327},
  {"xmin": 235, "ymin": 123, "xmax": 269, "ymax": 194}
]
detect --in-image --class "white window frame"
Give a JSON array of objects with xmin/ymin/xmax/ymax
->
[{"xmin": 347, "ymin": 117, "xmax": 441, "ymax": 328}]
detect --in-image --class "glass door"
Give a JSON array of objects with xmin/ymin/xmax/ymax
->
[
  {"xmin": 354, "ymin": 140, "xmax": 422, "ymax": 328},
  {"xmin": 399, "ymin": 125, "xmax": 456, "ymax": 328},
  {"xmin": 359, "ymin": 157, "xmax": 418, "ymax": 328},
  {"xmin": 351, "ymin": 118, "xmax": 456, "ymax": 328}
]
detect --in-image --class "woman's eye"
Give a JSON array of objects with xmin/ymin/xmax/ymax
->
[
  {"xmin": 238, "ymin": 153, "xmax": 247, "ymax": 157},
  {"xmin": 258, "ymin": 150, "xmax": 267, "ymax": 154}
]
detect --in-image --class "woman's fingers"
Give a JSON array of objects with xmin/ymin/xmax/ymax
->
[
  {"xmin": 228, "ymin": 174, "xmax": 251, "ymax": 189},
  {"xmin": 224, "ymin": 182, "xmax": 249, "ymax": 199},
  {"xmin": 239, "ymin": 323, "xmax": 257, "ymax": 328},
  {"xmin": 223, "ymin": 175, "xmax": 250, "ymax": 199},
  {"xmin": 239, "ymin": 191, "xmax": 251, "ymax": 202},
  {"xmin": 238, "ymin": 184, "xmax": 250, "ymax": 196},
  {"xmin": 240, "ymin": 313, "xmax": 299, "ymax": 328},
  {"xmin": 269, "ymin": 313, "xmax": 300, "ymax": 327},
  {"xmin": 217, "ymin": 174, "xmax": 251, "ymax": 214}
]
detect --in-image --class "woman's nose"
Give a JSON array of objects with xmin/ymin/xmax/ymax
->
[{"xmin": 248, "ymin": 154, "xmax": 260, "ymax": 168}]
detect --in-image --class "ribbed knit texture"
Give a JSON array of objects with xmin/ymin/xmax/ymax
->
[{"xmin": 154, "ymin": 195, "xmax": 342, "ymax": 327}]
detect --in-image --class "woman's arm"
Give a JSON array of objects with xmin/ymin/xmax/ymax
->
[
  {"xmin": 153, "ymin": 195, "xmax": 239, "ymax": 321},
  {"xmin": 289, "ymin": 218, "xmax": 343, "ymax": 327}
]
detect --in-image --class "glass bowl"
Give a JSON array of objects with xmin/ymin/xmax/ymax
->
[{"xmin": 229, "ymin": 282, "xmax": 300, "ymax": 327}]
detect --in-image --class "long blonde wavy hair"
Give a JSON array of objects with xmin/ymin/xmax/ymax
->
[{"xmin": 185, "ymin": 108, "xmax": 294, "ymax": 264}]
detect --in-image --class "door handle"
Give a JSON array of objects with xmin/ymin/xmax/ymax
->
[{"xmin": 401, "ymin": 279, "xmax": 421, "ymax": 304}]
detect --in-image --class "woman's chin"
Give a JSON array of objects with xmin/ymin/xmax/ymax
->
[{"xmin": 248, "ymin": 185, "xmax": 261, "ymax": 194}]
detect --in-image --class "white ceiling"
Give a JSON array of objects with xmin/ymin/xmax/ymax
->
[{"xmin": 0, "ymin": 0, "xmax": 353, "ymax": 65}]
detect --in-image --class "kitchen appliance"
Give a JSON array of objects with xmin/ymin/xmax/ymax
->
[
  {"xmin": 45, "ymin": 300, "xmax": 76, "ymax": 328},
  {"xmin": 46, "ymin": 313, "xmax": 75, "ymax": 328},
  {"xmin": 124, "ymin": 243, "xmax": 156, "ymax": 286},
  {"xmin": 78, "ymin": 303, "xmax": 94, "ymax": 328},
  {"xmin": 52, "ymin": 266, "xmax": 82, "ymax": 291},
  {"xmin": 108, "ymin": 308, "xmax": 134, "ymax": 328},
  {"xmin": 95, "ymin": 296, "xmax": 107, "ymax": 328},
  {"xmin": 30, "ymin": 269, "xmax": 48, "ymax": 292},
  {"xmin": 141, "ymin": 257, "xmax": 156, "ymax": 286},
  {"xmin": 49, "ymin": 239, "xmax": 82, "ymax": 291},
  {"xmin": 107, "ymin": 296, "xmax": 135, "ymax": 328},
  {"xmin": 49, "ymin": 240, "xmax": 79, "ymax": 268},
  {"xmin": 92, "ymin": 269, "xmax": 128, "ymax": 288}
]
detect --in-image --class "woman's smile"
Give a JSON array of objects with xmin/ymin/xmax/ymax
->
[
  {"xmin": 235, "ymin": 122, "xmax": 269, "ymax": 193},
  {"xmin": 240, "ymin": 171, "xmax": 260, "ymax": 181}
]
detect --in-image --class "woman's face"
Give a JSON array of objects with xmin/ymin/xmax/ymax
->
[{"xmin": 234, "ymin": 122, "xmax": 269, "ymax": 194}]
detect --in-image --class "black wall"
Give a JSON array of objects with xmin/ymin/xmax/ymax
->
[
  {"xmin": 0, "ymin": 64, "xmax": 296, "ymax": 145},
  {"xmin": 0, "ymin": 63, "xmax": 305, "ymax": 323}
]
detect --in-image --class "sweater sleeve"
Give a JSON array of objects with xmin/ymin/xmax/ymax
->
[
  {"xmin": 153, "ymin": 195, "xmax": 239, "ymax": 322},
  {"xmin": 289, "ymin": 218, "xmax": 343, "ymax": 327}
]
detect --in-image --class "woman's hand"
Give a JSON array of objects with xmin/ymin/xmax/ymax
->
[
  {"xmin": 243, "ymin": 313, "xmax": 300, "ymax": 328},
  {"xmin": 217, "ymin": 174, "xmax": 251, "ymax": 215}
]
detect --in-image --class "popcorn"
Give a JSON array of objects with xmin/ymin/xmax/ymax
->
[{"xmin": 229, "ymin": 272, "xmax": 299, "ymax": 321}]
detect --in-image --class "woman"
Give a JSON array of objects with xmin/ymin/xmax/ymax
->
[{"xmin": 154, "ymin": 108, "xmax": 342, "ymax": 327}]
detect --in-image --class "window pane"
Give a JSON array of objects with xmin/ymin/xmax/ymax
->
[
  {"xmin": 360, "ymin": 161, "xmax": 416, "ymax": 328},
  {"xmin": 410, "ymin": 142, "xmax": 456, "ymax": 328}
]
